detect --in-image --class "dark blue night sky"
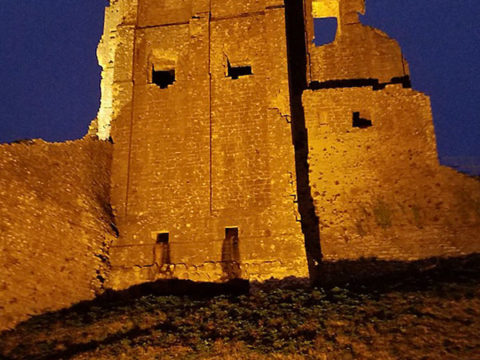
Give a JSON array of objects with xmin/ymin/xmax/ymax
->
[
  {"xmin": 0, "ymin": 1, "xmax": 479, "ymax": 171},
  {"xmin": 0, "ymin": 0, "xmax": 108, "ymax": 143}
]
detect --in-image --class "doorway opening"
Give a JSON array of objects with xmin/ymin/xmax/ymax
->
[
  {"xmin": 222, "ymin": 227, "xmax": 241, "ymax": 280},
  {"xmin": 154, "ymin": 232, "xmax": 171, "ymax": 266}
]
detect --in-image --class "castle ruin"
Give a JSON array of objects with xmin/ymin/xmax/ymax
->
[{"xmin": 1, "ymin": 0, "xmax": 479, "ymax": 330}]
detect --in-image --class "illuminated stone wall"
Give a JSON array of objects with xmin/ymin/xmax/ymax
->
[
  {"xmin": 105, "ymin": 0, "xmax": 308, "ymax": 290},
  {"xmin": 100, "ymin": 0, "xmax": 480, "ymax": 290},
  {"xmin": 305, "ymin": 0, "xmax": 409, "ymax": 84},
  {"xmin": 0, "ymin": 138, "xmax": 113, "ymax": 330},
  {"xmin": 304, "ymin": 85, "xmax": 480, "ymax": 261},
  {"xmin": 1, "ymin": 0, "xmax": 480, "ymax": 331},
  {"xmin": 96, "ymin": 0, "xmax": 138, "ymax": 140},
  {"xmin": 305, "ymin": 0, "xmax": 480, "ymax": 262}
]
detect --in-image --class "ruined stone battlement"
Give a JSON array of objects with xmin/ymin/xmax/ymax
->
[{"xmin": 306, "ymin": 0, "xmax": 409, "ymax": 84}]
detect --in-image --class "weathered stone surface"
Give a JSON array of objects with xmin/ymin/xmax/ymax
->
[
  {"xmin": 1, "ymin": 0, "xmax": 479, "ymax": 332},
  {"xmin": 0, "ymin": 138, "xmax": 113, "ymax": 330},
  {"xmin": 306, "ymin": 0, "xmax": 409, "ymax": 84},
  {"xmin": 304, "ymin": 85, "xmax": 480, "ymax": 261},
  {"xmin": 301, "ymin": 0, "xmax": 480, "ymax": 264},
  {"xmin": 99, "ymin": 0, "xmax": 479, "ymax": 290},
  {"xmin": 105, "ymin": 0, "xmax": 308, "ymax": 290}
]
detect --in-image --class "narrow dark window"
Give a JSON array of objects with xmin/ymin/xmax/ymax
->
[
  {"xmin": 152, "ymin": 67, "xmax": 175, "ymax": 88},
  {"xmin": 227, "ymin": 61, "xmax": 252, "ymax": 80},
  {"xmin": 156, "ymin": 232, "xmax": 169, "ymax": 244},
  {"xmin": 154, "ymin": 232, "xmax": 170, "ymax": 266},
  {"xmin": 313, "ymin": 17, "xmax": 338, "ymax": 46},
  {"xmin": 352, "ymin": 112, "xmax": 372, "ymax": 128}
]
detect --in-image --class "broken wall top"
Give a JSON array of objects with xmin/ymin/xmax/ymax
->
[
  {"xmin": 307, "ymin": 0, "xmax": 409, "ymax": 84},
  {"xmin": 312, "ymin": 0, "xmax": 365, "ymax": 26}
]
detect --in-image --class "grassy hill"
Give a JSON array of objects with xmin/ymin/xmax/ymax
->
[{"xmin": 1, "ymin": 255, "xmax": 480, "ymax": 360}]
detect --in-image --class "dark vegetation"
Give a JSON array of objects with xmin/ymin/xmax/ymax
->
[{"xmin": 1, "ymin": 255, "xmax": 480, "ymax": 360}]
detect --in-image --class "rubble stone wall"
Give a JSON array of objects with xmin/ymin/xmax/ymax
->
[
  {"xmin": 306, "ymin": 0, "xmax": 409, "ymax": 84},
  {"xmin": 304, "ymin": 85, "xmax": 480, "ymax": 261},
  {"xmin": 0, "ymin": 138, "xmax": 112, "ymax": 330}
]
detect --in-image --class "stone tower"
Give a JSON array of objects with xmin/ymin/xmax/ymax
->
[{"xmin": 97, "ymin": 0, "xmax": 309, "ymax": 289}]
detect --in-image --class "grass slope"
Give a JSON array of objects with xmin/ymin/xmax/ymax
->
[{"xmin": 1, "ymin": 256, "xmax": 480, "ymax": 360}]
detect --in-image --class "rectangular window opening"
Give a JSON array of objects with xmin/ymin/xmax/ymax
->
[
  {"xmin": 227, "ymin": 61, "xmax": 252, "ymax": 80},
  {"xmin": 156, "ymin": 232, "xmax": 169, "ymax": 244},
  {"xmin": 313, "ymin": 17, "xmax": 338, "ymax": 46},
  {"xmin": 152, "ymin": 67, "xmax": 175, "ymax": 89},
  {"xmin": 353, "ymin": 112, "xmax": 372, "ymax": 128}
]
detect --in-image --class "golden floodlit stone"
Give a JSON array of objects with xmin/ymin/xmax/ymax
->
[{"xmin": 0, "ymin": 0, "xmax": 479, "ymax": 331}]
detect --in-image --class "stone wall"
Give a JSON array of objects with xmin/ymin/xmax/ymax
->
[
  {"xmin": 304, "ymin": 85, "xmax": 480, "ymax": 261},
  {"xmin": 0, "ymin": 138, "xmax": 112, "ymax": 330},
  {"xmin": 303, "ymin": 0, "xmax": 480, "ymax": 264},
  {"xmin": 106, "ymin": 0, "xmax": 308, "ymax": 290},
  {"xmin": 96, "ymin": 0, "xmax": 138, "ymax": 140},
  {"xmin": 306, "ymin": 0, "xmax": 409, "ymax": 84},
  {"xmin": 2, "ymin": 0, "xmax": 479, "ymax": 332}
]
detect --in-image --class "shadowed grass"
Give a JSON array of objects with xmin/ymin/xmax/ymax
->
[{"xmin": 1, "ymin": 255, "xmax": 480, "ymax": 360}]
